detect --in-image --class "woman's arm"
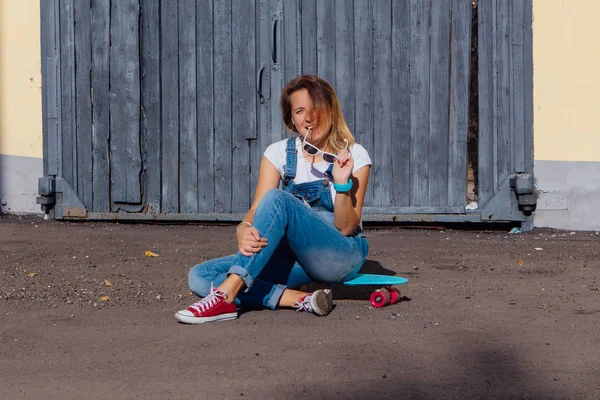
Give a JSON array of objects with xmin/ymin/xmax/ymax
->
[
  {"xmin": 333, "ymin": 165, "xmax": 370, "ymax": 236},
  {"xmin": 236, "ymin": 156, "xmax": 281, "ymax": 255}
]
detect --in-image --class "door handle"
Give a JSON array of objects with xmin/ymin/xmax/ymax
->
[
  {"xmin": 256, "ymin": 64, "xmax": 265, "ymax": 104},
  {"xmin": 271, "ymin": 19, "xmax": 278, "ymax": 64}
]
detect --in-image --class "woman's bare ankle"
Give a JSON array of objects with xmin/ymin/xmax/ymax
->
[
  {"xmin": 218, "ymin": 274, "xmax": 246, "ymax": 303},
  {"xmin": 278, "ymin": 289, "xmax": 310, "ymax": 308}
]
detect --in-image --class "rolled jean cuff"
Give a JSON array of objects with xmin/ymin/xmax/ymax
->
[
  {"xmin": 265, "ymin": 284, "xmax": 287, "ymax": 310},
  {"xmin": 227, "ymin": 265, "xmax": 254, "ymax": 291}
]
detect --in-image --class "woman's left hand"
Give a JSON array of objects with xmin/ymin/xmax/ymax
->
[{"xmin": 332, "ymin": 149, "xmax": 354, "ymax": 184}]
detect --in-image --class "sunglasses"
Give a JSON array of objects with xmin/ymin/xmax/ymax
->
[{"xmin": 302, "ymin": 129, "xmax": 349, "ymax": 164}]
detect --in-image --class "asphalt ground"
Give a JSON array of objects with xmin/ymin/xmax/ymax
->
[{"xmin": 1, "ymin": 215, "xmax": 599, "ymax": 399}]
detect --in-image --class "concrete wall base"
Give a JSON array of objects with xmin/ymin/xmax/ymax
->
[
  {"xmin": 534, "ymin": 160, "xmax": 600, "ymax": 231},
  {"xmin": 0, "ymin": 154, "xmax": 43, "ymax": 214}
]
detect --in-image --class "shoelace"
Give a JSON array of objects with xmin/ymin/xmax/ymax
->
[
  {"xmin": 189, "ymin": 289, "xmax": 225, "ymax": 313},
  {"xmin": 292, "ymin": 295, "xmax": 313, "ymax": 313}
]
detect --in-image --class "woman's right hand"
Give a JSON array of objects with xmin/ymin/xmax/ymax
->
[{"xmin": 237, "ymin": 225, "xmax": 268, "ymax": 256}]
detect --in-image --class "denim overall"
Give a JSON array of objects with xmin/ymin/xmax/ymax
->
[
  {"xmin": 187, "ymin": 137, "xmax": 369, "ymax": 309},
  {"xmin": 281, "ymin": 137, "xmax": 337, "ymax": 223}
]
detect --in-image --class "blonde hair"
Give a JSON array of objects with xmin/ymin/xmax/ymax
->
[{"xmin": 280, "ymin": 75, "xmax": 354, "ymax": 152}]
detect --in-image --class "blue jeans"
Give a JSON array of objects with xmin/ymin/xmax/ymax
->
[{"xmin": 188, "ymin": 189, "xmax": 369, "ymax": 309}]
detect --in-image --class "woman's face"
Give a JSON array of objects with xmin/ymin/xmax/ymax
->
[{"xmin": 290, "ymin": 89, "xmax": 329, "ymax": 143}]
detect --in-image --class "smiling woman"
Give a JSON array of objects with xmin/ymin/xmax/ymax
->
[
  {"xmin": 175, "ymin": 75, "xmax": 373, "ymax": 325},
  {"xmin": 282, "ymin": 75, "xmax": 355, "ymax": 158},
  {"xmin": 0, "ymin": 0, "xmax": 43, "ymax": 214}
]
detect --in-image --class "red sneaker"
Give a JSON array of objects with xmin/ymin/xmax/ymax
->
[{"xmin": 175, "ymin": 288, "xmax": 238, "ymax": 324}]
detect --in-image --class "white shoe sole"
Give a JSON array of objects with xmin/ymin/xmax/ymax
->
[
  {"xmin": 175, "ymin": 311, "xmax": 238, "ymax": 324},
  {"xmin": 310, "ymin": 289, "xmax": 333, "ymax": 316}
]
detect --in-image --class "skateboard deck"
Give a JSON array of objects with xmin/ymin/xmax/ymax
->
[{"xmin": 342, "ymin": 273, "xmax": 408, "ymax": 286}]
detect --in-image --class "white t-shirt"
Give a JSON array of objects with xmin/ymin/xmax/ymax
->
[{"xmin": 263, "ymin": 137, "xmax": 372, "ymax": 200}]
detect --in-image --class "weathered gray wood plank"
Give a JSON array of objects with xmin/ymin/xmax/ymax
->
[
  {"xmin": 364, "ymin": 206, "xmax": 464, "ymax": 215},
  {"xmin": 477, "ymin": 0, "xmax": 494, "ymax": 207},
  {"xmin": 448, "ymin": 0, "xmax": 471, "ymax": 207},
  {"xmin": 197, "ymin": 0, "xmax": 215, "ymax": 213},
  {"xmin": 511, "ymin": 1, "xmax": 525, "ymax": 173},
  {"xmin": 428, "ymin": 0, "xmax": 451, "ymax": 206},
  {"xmin": 178, "ymin": 0, "xmax": 199, "ymax": 213},
  {"xmin": 252, "ymin": 0, "xmax": 272, "ymax": 201},
  {"xmin": 110, "ymin": 0, "xmax": 142, "ymax": 205},
  {"xmin": 214, "ymin": 0, "xmax": 233, "ymax": 213},
  {"xmin": 232, "ymin": 0, "xmax": 255, "ymax": 212},
  {"xmin": 372, "ymin": 0, "xmax": 392, "ymax": 207},
  {"xmin": 83, "ymin": 210, "xmax": 478, "ymax": 222},
  {"xmin": 59, "ymin": 0, "xmax": 76, "ymax": 191},
  {"xmin": 523, "ymin": 0, "xmax": 534, "ymax": 174},
  {"xmin": 391, "ymin": 0, "xmax": 411, "ymax": 206},
  {"xmin": 301, "ymin": 0, "xmax": 317, "ymax": 75},
  {"xmin": 334, "ymin": 0, "xmax": 355, "ymax": 136},
  {"xmin": 40, "ymin": 0, "xmax": 58, "ymax": 175},
  {"xmin": 496, "ymin": 0, "xmax": 511, "ymax": 189},
  {"xmin": 270, "ymin": 0, "xmax": 284, "ymax": 142},
  {"xmin": 75, "ymin": 0, "xmax": 93, "ymax": 211},
  {"xmin": 91, "ymin": 0, "xmax": 111, "ymax": 212},
  {"xmin": 491, "ymin": 0, "xmax": 499, "ymax": 190},
  {"xmin": 160, "ymin": 0, "xmax": 179, "ymax": 212},
  {"xmin": 42, "ymin": 0, "xmax": 62, "ymax": 177},
  {"xmin": 409, "ymin": 0, "xmax": 431, "ymax": 206},
  {"xmin": 283, "ymin": 0, "xmax": 300, "ymax": 85},
  {"xmin": 354, "ymin": 0, "xmax": 374, "ymax": 206},
  {"xmin": 140, "ymin": 0, "xmax": 161, "ymax": 213},
  {"xmin": 316, "ymin": 0, "xmax": 335, "ymax": 84}
]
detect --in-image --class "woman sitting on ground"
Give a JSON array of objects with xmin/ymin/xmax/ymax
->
[{"xmin": 175, "ymin": 74, "xmax": 372, "ymax": 324}]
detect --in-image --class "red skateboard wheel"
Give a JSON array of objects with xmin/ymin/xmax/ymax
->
[
  {"xmin": 370, "ymin": 288, "xmax": 390, "ymax": 308},
  {"xmin": 388, "ymin": 287, "xmax": 401, "ymax": 304}
]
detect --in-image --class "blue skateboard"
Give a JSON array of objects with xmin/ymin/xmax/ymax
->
[{"xmin": 343, "ymin": 274, "xmax": 408, "ymax": 308}]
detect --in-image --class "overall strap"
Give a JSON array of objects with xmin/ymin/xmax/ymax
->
[
  {"xmin": 324, "ymin": 163, "xmax": 334, "ymax": 182},
  {"xmin": 283, "ymin": 137, "xmax": 297, "ymax": 183}
]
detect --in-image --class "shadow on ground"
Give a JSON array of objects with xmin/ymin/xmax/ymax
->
[
  {"xmin": 306, "ymin": 259, "xmax": 413, "ymax": 301},
  {"xmin": 271, "ymin": 338, "xmax": 560, "ymax": 400}
]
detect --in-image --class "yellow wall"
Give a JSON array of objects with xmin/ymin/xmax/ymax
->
[
  {"xmin": 533, "ymin": 0, "xmax": 600, "ymax": 162},
  {"xmin": 0, "ymin": 0, "xmax": 43, "ymax": 159}
]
